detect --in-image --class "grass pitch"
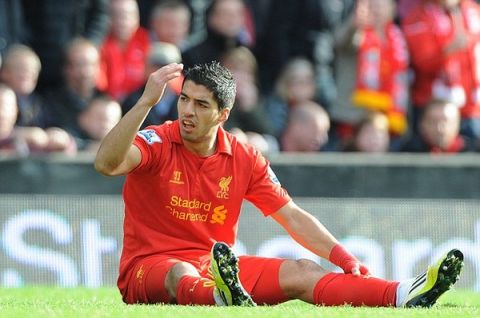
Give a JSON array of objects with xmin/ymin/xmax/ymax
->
[{"xmin": 0, "ymin": 288, "xmax": 479, "ymax": 318}]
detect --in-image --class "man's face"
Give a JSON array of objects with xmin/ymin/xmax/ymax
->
[
  {"xmin": 177, "ymin": 80, "xmax": 229, "ymax": 144},
  {"xmin": 285, "ymin": 68, "xmax": 316, "ymax": 105},
  {"xmin": 355, "ymin": 123, "xmax": 390, "ymax": 152},
  {"xmin": 2, "ymin": 54, "xmax": 39, "ymax": 95},
  {"xmin": 65, "ymin": 45, "xmax": 100, "ymax": 92},
  {"xmin": 420, "ymin": 104, "xmax": 460, "ymax": 149},
  {"xmin": 291, "ymin": 113, "xmax": 329, "ymax": 152},
  {"xmin": 110, "ymin": 0, "xmax": 139, "ymax": 43},
  {"xmin": 208, "ymin": 0, "xmax": 245, "ymax": 38},
  {"xmin": 81, "ymin": 100, "xmax": 122, "ymax": 140},
  {"xmin": 153, "ymin": 8, "xmax": 190, "ymax": 46}
]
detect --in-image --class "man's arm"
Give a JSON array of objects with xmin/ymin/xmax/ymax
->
[
  {"xmin": 94, "ymin": 63, "xmax": 183, "ymax": 176},
  {"xmin": 271, "ymin": 200, "xmax": 369, "ymax": 276}
]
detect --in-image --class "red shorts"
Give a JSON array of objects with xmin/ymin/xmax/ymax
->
[{"xmin": 122, "ymin": 253, "xmax": 288, "ymax": 305}]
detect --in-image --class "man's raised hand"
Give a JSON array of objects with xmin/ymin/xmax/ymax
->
[{"xmin": 139, "ymin": 63, "xmax": 184, "ymax": 107}]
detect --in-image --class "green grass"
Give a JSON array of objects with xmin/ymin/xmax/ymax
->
[{"xmin": 0, "ymin": 288, "xmax": 479, "ymax": 318}]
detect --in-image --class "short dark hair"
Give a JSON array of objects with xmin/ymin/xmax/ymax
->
[{"xmin": 183, "ymin": 61, "xmax": 236, "ymax": 110}]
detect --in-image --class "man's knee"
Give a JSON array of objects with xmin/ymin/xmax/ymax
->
[
  {"xmin": 165, "ymin": 262, "xmax": 200, "ymax": 299},
  {"xmin": 292, "ymin": 259, "xmax": 328, "ymax": 279},
  {"xmin": 279, "ymin": 259, "xmax": 329, "ymax": 299}
]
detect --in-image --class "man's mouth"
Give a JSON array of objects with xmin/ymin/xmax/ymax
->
[{"xmin": 181, "ymin": 119, "xmax": 196, "ymax": 132}]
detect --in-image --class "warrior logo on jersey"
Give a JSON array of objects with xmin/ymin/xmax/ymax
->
[
  {"xmin": 268, "ymin": 166, "xmax": 280, "ymax": 185},
  {"xmin": 216, "ymin": 176, "xmax": 232, "ymax": 199},
  {"xmin": 138, "ymin": 129, "xmax": 162, "ymax": 144}
]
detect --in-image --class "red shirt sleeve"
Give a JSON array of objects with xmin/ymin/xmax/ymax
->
[
  {"xmin": 132, "ymin": 126, "xmax": 165, "ymax": 174},
  {"xmin": 245, "ymin": 152, "xmax": 291, "ymax": 216}
]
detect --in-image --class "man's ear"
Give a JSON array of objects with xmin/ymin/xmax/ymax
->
[{"xmin": 218, "ymin": 108, "xmax": 230, "ymax": 123}]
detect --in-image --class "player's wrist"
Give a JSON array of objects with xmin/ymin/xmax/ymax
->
[{"xmin": 328, "ymin": 244, "xmax": 358, "ymax": 269}]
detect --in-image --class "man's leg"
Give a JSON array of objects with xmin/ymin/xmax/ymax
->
[
  {"xmin": 123, "ymin": 255, "xmax": 217, "ymax": 305},
  {"xmin": 211, "ymin": 244, "xmax": 463, "ymax": 307},
  {"xmin": 213, "ymin": 243, "xmax": 398, "ymax": 306},
  {"xmin": 123, "ymin": 256, "xmax": 180, "ymax": 304},
  {"xmin": 165, "ymin": 262, "xmax": 216, "ymax": 305},
  {"xmin": 277, "ymin": 258, "xmax": 398, "ymax": 306},
  {"xmin": 278, "ymin": 249, "xmax": 463, "ymax": 307},
  {"xmin": 236, "ymin": 255, "xmax": 289, "ymax": 305}
]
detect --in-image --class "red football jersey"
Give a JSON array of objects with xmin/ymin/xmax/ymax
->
[{"xmin": 117, "ymin": 120, "xmax": 291, "ymax": 293}]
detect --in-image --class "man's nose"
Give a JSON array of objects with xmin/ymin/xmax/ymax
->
[{"xmin": 182, "ymin": 100, "xmax": 194, "ymax": 116}]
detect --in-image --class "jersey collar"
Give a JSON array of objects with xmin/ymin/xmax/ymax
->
[{"xmin": 171, "ymin": 120, "xmax": 232, "ymax": 156}]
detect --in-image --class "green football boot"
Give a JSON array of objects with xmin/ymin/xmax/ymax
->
[
  {"xmin": 403, "ymin": 249, "xmax": 464, "ymax": 308},
  {"xmin": 210, "ymin": 242, "xmax": 256, "ymax": 306}
]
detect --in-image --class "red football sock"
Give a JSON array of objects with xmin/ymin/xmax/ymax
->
[
  {"xmin": 314, "ymin": 273, "xmax": 399, "ymax": 307},
  {"xmin": 176, "ymin": 276, "xmax": 215, "ymax": 305}
]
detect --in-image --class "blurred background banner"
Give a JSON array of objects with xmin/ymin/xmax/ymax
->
[{"xmin": 0, "ymin": 194, "xmax": 478, "ymax": 290}]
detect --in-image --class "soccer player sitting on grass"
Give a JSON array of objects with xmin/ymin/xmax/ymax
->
[{"xmin": 94, "ymin": 61, "xmax": 464, "ymax": 307}]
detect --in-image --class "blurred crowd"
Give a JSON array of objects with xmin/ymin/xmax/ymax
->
[{"xmin": 1, "ymin": 0, "xmax": 480, "ymax": 156}]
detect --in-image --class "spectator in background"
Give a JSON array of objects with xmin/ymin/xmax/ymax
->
[
  {"xmin": 343, "ymin": 111, "xmax": 391, "ymax": 152},
  {"xmin": 245, "ymin": 0, "xmax": 272, "ymax": 48},
  {"xmin": 350, "ymin": 0, "xmax": 409, "ymax": 138},
  {"xmin": 150, "ymin": 0, "xmax": 192, "ymax": 52},
  {"xmin": 402, "ymin": 100, "xmax": 477, "ymax": 153},
  {"xmin": 22, "ymin": 0, "xmax": 109, "ymax": 92},
  {"xmin": 221, "ymin": 46, "xmax": 277, "ymax": 153},
  {"xmin": 1, "ymin": 45, "xmax": 77, "ymax": 154},
  {"xmin": 75, "ymin": 94, "xmax": 122, "ymax": 152},
  {"xmin": 0, "ymin": 44, "xmax": 49, "ymax": 128},
  {"xmin": 256, "ymin": 0, "xmax": 354, "ymax": 102},
  {"xmin": 122, "ymin": 42, "xmax": 183, "ymax": 129},
  {"xmin": 265, "ymin": 58, "xmax": 317, "ymax": 138},
  {"xmin": 99, "ymin": 0, "xmax": 150, "ymax": 102},
  {"xmin": 402, "ymin": 0, "xmax": 480, "ymax": 140},
  {"xmin": 280, "ymin": 101, "xmax": 330, "ymax": 152},
  {"xmin": 0, "ymin": 84, "xmax": 35, "ymax": 154},
  {"xmin": 182, "ymin": 0, "xmax": 252, "ymax": 68},
  {"xmin": 183, "ymin": 0, "xmax": 216, "ymax": 46},
  {"xmin": 331, "ymin": 0, "xmax": 409, "ymax": 150},
  {"xmin": 43, "ymin": 37, "xmax": 103, "ymax": 135},
  {"xmin": 144, "ymin": 0, "xmax": 211, "ymax": 49},
  {"xmin": 0, "ymin": 0, "xmax": 26, "ymax": 57},
  {"xmin": 0, "ymin": 84, "xmax": 76, "ymax": 156}
]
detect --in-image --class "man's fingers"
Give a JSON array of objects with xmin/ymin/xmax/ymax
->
[
  {"xmin": 164, "ymin": 71, "xmax": 183, "ymax": 82},
  {"xmin": 349, "ymin": 262, "xmax": 371, "ymax": 277},
  {"xmin": 147, "ymin": 63, "xmax": 183, "ymax": 91},
  {"xmin": 160, "ymin": 63, "xmax": 184, "ymax": 74},
  {"xmin": 351, "ymin": 265, "xmax": 361, "ymax": 276},
  {"xmin": 153, "ymin": 63, "xmax": 184, "ymax": 80},
  {"xmin": 359, "ymin": 264, "xmax": 371, "ymax": 276}
]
